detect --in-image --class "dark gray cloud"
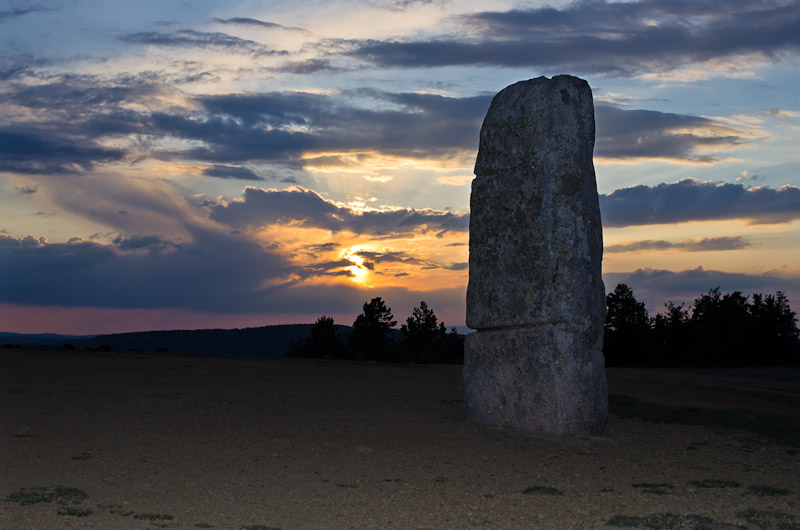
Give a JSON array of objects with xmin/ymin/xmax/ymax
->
[
  {"xmin": 274, "ymin": 59, "xmax": 339, "ymax": 74},
  {"xmin": 371, "ymin": 0, "xmax": 448, "ymax": 11},
  {"xmin": 290, "ymin": 259, "xmax": 357, "ymax": 280},
  {"xmin": 3, "ymin": 77, "xmax": 159, "ymax": 111},
  {"xmin": 353, "ymin": 250, "xmax": 425, "ymax": 265},
  {"xmin": 600, "ymin": 179, "xmax": 800, "ymax": 226},
  {"xmin": 212, "ymin": 17, "xmax": 306, "ymax": 31},
  {"xmin": 202, "ymin": 165, "xmax": 264, "ymax": 181},
  {"xmin": 595, "ymin": 105, "xmax": 745, "ymax": 162},
  {"xmin": 0, "ymin": 5, "xmax": 52, "ymax": 22},
  {"xmin": 761, "ymin": 107, "xmax": 800, "ymax": 120},
  {"xmin": 606, "ymin": 236, "xmax": 751, "ymax": 253},
  {"xmin": 119, "ymin": 29, "xmax": 288, "ymax": 57},
  {"xmin": 15, "ymin": 185, "xmax": 38, "ymax": 196},
  {"xmin": 0, "ymin": 129, "xmax": 126, "ymax": 174},
  {"xmin": 443, "ymin": 262, "xmax": 468, "ymax": 270},
  {"xmin": 191, "ymin": 89, "xmax": 490, "ymax": 161},
  {"xmin": 604, "ymin": 266, "xmax": 800, "ymax": 314},
  {"xmin": 350, "ymin": 250, "xmax": 438, "ymax": 273},
  {"xmin": 302, "ymin": 242, "xmax": 341, "ymax": 254},
  {"xmin": 0, "ymin": 230, "xmax": 291, "ymax": 312},
  {"xmin": 350, "ymin": 0, "xmax": 800, "ymax": 76},
  {"xmin": 111, "ymin": 234, "xmax": 180, "ymax": 253},
  {"xmin": 210, "ymin": 186, "xmax": 469, "ymax": 236}
]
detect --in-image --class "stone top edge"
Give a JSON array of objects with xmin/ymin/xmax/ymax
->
[{"xmin": 506, "ymin": 74, "xmax": 589, "ymax": 87}]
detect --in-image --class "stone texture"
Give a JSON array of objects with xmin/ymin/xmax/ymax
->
[
  {"xmin": 467, "ymin": 75, "xmax": 605, "ymax": 346},
  {"xmin": 463, "ymin": 326, "xmax": 607, "ymax": 435},
  {"xmin": 464, "ymin": 75, "xmax": 607, "ymax": 435}
]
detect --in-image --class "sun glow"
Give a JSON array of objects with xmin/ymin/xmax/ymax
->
[{"xmin": 344, "ymin": 249, "xmax": 370, "ymax": 285}]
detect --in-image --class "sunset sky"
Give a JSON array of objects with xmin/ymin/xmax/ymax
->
[{"xmin": 1, "ymin": 0, "xmax": 799, "ymax": 335}]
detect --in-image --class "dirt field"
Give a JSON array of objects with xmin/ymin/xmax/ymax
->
[{"xmin": 1, "ymin": 349, "xmax": 798, "ymax": 529}]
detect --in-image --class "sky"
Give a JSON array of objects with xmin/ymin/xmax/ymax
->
[{"xmin": 1, "ymin": 0, "xmax": 799, "ymax": 335}]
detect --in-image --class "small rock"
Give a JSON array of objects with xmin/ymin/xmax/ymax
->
[
  {"xmin": 13, "ymin": 426, "xmax": 37, "ymax": 437},
  {"xmin": 355, "ymin": 445, "xmax": 374, "ymax": 455}
]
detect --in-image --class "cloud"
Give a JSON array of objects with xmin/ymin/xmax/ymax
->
[
  {"xmin": 302, "ymin": 242, "xmax": 341, "ymax": 254},
  {"xmin": 761, "ymin": 108, "xmax": 800, "ymax": 120},
  {"xmin": 3, "ymin": 73, "xmax": 746, "ymax": 175},
  {"xmin": 443, "ymin": 262, "xmax": 468, "ymax": 270},
  {"xmin": 350, "ymin": 0, "xmax": 800, "ymax": 77},
  {"xmin": 111, "ymin": 234, "xmax": 180, "ymax": 253},
  {"xmin": 290, "ymin": 258, "xmax": 357, "ymax": 279},
  {"xmin": 0, "ymin": 129, "xmax": 126, "ymax": 174},
  {"xmin": 15, "ymin": 185, "xmax": 38, "ymax": 196},
  {"xmin": 202, "ymin": 165, "xmax": 264, "ymax": 181},
  {"xmin": 600, "ymin": 179, "xmax": 800, "ymax": 226},
  {"xmin": 370, "ymin": 0, "xmax": 449, "ymax": 11},
  {"xmin": 1, "ymin": 70, "xmax": 762, "ymax": 203},
  {"xmin": 191, "ymin": 89, "xmax": 490, "ymax": 161},
  {"xmin": 349, "ymin": 250, "xmax": 445, "ymax": 272},
  {"xmin": 0, "ymin": 56, "xmax": 39, "ymax": 80},
  {"xmin": 2, "ymin": 77, "xmax": 161, "ymax": 111},
  {"xmin": 595, "ymin": 105, "xmax": 749, "ymax": 163},
  {"xmin": 606, "ymin": 236, "xmax": 751, "ymax": 253},
  {"xmin": 0, "ymin": 5, "xmax": 52, "ymax": 22},
  {"xmin": 604, "ymin": 266, "xmax": 800, "ymax": 314},
  {"xmin": 352, "ymin": 250, "xmax": 425, "ymax": 265},
  {"xmin": 149, "ymin": 111, "xmax": 319, "ymax": 163},
  {"xmin": 274, "ymin": 59, "xmax": 340, "ymax": 74},
  {"xmin": 212, "ymin": 17, "xmax": 306, "ymax": 32},
  {"xmin": 0, "ymin": 230, "xmax": 290, "ymax": 312},
  {"xmin": 210, "ymin": 186, "xmax": 469, "ymax": 236},
  {"xmin": 119, "ymin": 29, "xmax": 288, "ymax": 57},
  {"xmin": 0, "ymin": 229, "xmax": 468, "ymax": 323}
]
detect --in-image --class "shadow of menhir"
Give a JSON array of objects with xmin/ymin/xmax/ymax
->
[{"xmin": 464, "ymin": 75, "xmax": 607, "ymax": 435}]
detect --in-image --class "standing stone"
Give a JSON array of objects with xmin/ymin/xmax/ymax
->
[{"xmin": 464, "ymin": 75, "xmax": 607, "ymax": 435}]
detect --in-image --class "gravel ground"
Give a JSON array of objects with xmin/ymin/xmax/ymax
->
[{"xmin": 1, "ymin": 349, "xmax": 798, "ymax": 529}]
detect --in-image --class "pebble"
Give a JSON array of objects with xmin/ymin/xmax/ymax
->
[
  {"xmin": 356, "ymin": 445, "xmax": 375, "ymax": 455},
  {"xmin": 13, "ymin": 426, "xmax": 37, "ymax": 436}
]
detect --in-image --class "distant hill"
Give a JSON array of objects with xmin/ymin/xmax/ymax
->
[
  {"xmin": 1, "ymin": 332, "xmax": 97, "ymax": 346},
  {"xmin": 1, "ymin": 325, "xmax": 416, "ymax": 357},
  {"xmin": 68, "ymin": 325, "xmax": 351, "ymax": 356}
]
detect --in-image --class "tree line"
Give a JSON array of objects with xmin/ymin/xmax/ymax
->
[
  {"xmin": 287, "ymin": 286, "xmax": 799, "ymax": 367},
  {"xmin": 604, "ymin": 284, "xmax": 800, "ymax": 367},
  {"xmin": 287, "ymin": 297, "xmax": 464, "ymax": 364}
]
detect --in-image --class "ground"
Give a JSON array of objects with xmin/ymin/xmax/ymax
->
[{"xmin": 1, "ymin": 349, "xmax": 798, "ymax": 529}]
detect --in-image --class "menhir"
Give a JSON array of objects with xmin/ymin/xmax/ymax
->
[{"xmin": 464, "ymin": 75, "xmax": 608, "ymax": 435}]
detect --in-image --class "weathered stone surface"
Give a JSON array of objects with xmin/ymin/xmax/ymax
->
[
  {"xmin": 466, "ymin": 75, "xmax": 604, "ymax": 349},
  {"xmin": 463, "ymin": 326, "xmax": 607, "ymax": 435},
  {"xmin": 464, "ymin": 75, "xmax": 607, "ymax": 435}
]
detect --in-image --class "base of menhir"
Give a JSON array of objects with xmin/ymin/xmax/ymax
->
[{"xmin": 463, "ymin": 325, "xmax": 608, "ymax": 435}]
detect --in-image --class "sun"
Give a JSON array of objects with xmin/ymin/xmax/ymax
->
[{"xmin": 344, "ymin": 250, "xmax": 369, "ymax": 285}]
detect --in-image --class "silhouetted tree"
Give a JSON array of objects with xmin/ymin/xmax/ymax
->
[
  {"xmin": 438, "ymin": 325, "xmax": 466, "ymax": 364},
  {"xmin": 349, "ymin": 297, "xmax": 396, "ymax": 361},
  {"xmin": 651, "ymin": 301, "xmax": 690, "ymax": 365},
  {"xmin": 394, "ymin": 301, "xmax": 464, "ymax": 363},
  {"xmin": 287, "ymin": 315, "xmax": 346, "ymax": 359},
  {"xmin": 748, "ymin": 291, "xmax": 799, "ymax": 365},
  {"xmin": 690, "ymin": 288, "xmax": 752, "ymax": 365},
  {"xmin": 606, "ymin": 284, "xmax": 799, "ymax": 367},
  {"xmin": 604, "ymin": 283, "xmax": 651, "ymax": 366},
  {"xmin": 399, "ymin": 301, "xmax": 440, "ymax": 362}
]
